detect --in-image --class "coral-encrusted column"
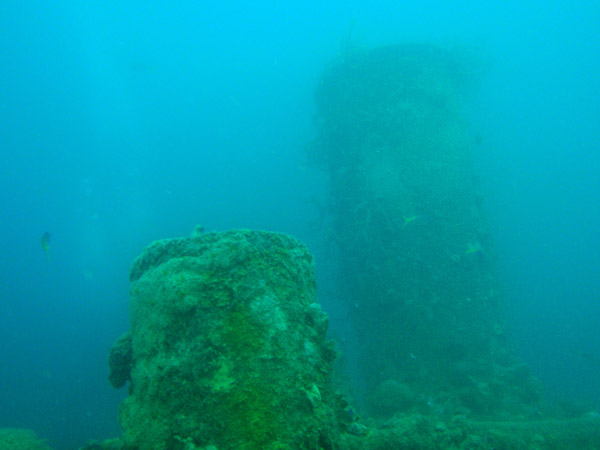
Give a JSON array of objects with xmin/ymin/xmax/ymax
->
[
  {"xmin": 111, "ymin": 228, "xmax": 340, "ymax": 450},
  {"xmin": 312, "ymin": 44, "xmax": 537, "ymax": 416}
]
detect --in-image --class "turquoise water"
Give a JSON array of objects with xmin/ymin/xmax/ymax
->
[{"xmin": 0, "ymin": 1, "xmax": 599, "ymax": 448}]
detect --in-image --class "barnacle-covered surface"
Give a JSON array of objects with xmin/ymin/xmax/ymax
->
[
  {"xmin": 311, "ymin": 43, "xmax": 520, "ymax": 417},
  {"xmin": 114, "ymin": 228, "xmax": 341, "ymax": 450},
  {"xmin": 0, "ymin": 428, "xmax": 53, "ymax": 450}
]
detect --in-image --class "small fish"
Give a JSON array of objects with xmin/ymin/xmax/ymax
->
[
  {"xmin": 403, "ymin": 215, "xmax": 418, "ymax": 226},
  {"xmin": 41, "ymin": 231, "xmax": 51, "ymax": 259},
  {"xmin": 465, "ymin": 241, "xmax": 482, "ymax": 254}
]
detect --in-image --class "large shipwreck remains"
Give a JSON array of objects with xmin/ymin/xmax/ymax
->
[{"xmin": 311, "ymin": 44, "xmax": 537, "ymax": 416}]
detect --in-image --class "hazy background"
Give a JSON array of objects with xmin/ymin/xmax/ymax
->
[{"xmin": 1, "ymin": 1, "xmax": 598, "ymax": 448}]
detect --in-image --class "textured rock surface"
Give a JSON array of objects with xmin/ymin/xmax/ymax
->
[
  {"xmin": 0, "ymin": 428, "xmax": 53, "ymax": 450},
  {"xmin": 311, "ymin": 44, "xmax": 531, "ymax": 416},
  {"xmin": 108, "ymin": 332, "xmax": 132, "ymax": 389},
  {"xmin": 115, "ymin": 228, "xmax": 340, "ymax": 450},
  {"xmin": 340, "ymin": 413, "xmax": 600, "ymax": 450}
]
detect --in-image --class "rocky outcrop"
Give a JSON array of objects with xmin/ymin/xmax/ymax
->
[{"xmin": 112, "ymin": 228, "xmax": 341, "ymax": 450}]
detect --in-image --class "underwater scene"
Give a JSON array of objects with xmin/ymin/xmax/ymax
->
[{"xmin": 1, "ymin": 1, "xmax": 599, "ymax": 449}]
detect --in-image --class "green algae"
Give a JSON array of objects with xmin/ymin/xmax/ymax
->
[
  {"xmin": 0, "ymin": 428, "xmax": 53, "ymax": 450},
  {"xmin": 113, "ymin": 229, "xmax": 340, "ymax": 450},
  {"xmin": 311, "ymin": 43, "xmax": 523, "ymax": 417}
]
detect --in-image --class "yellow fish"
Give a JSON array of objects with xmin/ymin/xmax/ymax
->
[
  {"xmin": 403, "ymin": 215, "xmax": 418, "ymax": 226},
  {"xmin": 465, "ymin": 241, "xmax": 482, "ymax": 254}
]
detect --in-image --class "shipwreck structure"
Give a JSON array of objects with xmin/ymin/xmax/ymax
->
[
  {"xmin": 91, "ymin": 44, "xmax": 600, "ymax": 450},
  {"xmin": 99, "ymin": 226, "xmax": 600, "ymax": 450},
  {"xmin": 109, "ymin": 228, "xmax": 342, "ymax": 450},
  {"xmin": 310, "ymin": 44, "xmax": 537, "ymax": 416}
]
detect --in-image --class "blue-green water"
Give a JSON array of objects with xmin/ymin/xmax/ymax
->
[{"xmin": 0, "ymin": 1, "xmax": 598, "ymax": 448}]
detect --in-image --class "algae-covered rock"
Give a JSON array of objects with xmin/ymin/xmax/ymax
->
[
  {"xmin": 0, "ymin": 428, "xmax": 53, "ymax": 450},
  {"xmin": 108, "ymin": 332, "xmax": 132, "ymax": 389},
  {"xmin": 80, "ymin": 438, "xmax": 123, "ymax": 450},
  {"xmin": 311, "ymin": 43, "xmax": 518, "ymax": 417},
  {"xmin": 114, "ymin": 228, "xmax": 340, "ymax": 450},
  {"xmin": 339, "ymin": 412, "xmax": 600, "ymax": 450}
]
